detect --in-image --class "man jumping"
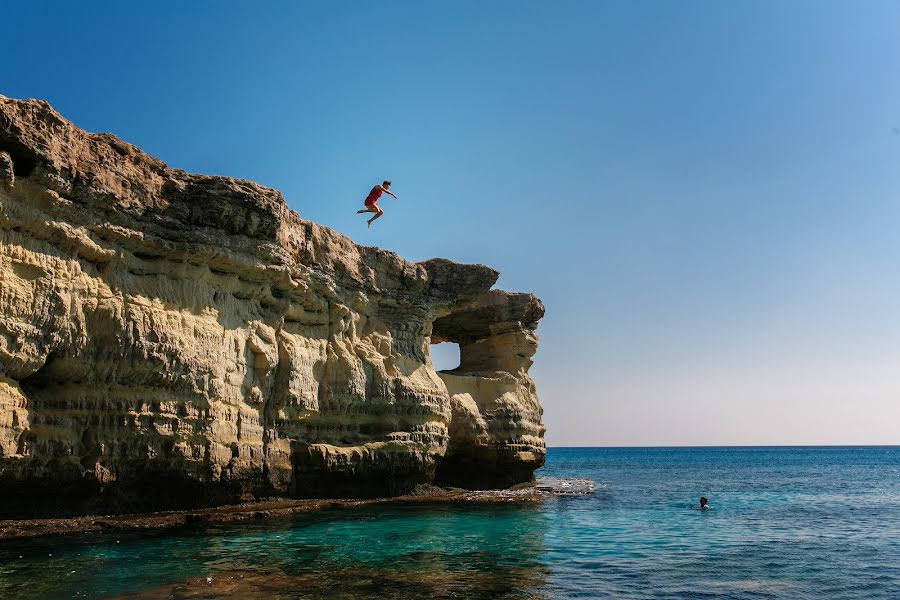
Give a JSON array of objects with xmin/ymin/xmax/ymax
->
[{"xmin": 356, "ymin": 180, "xmax": 397, "ymax": 228}]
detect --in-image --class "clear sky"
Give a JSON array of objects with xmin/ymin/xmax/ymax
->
[{"xmin": 4, "ymin": 1, "xmax": 900, "ymax": 446}]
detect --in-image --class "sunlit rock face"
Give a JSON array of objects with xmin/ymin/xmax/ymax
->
[
  {"xmin": 0, "ymin": 96, "xmax": 545, "ymax": 516},
  {"xmin": 432, "ymin": 291, "xmax": 546, "ymax": 488}
]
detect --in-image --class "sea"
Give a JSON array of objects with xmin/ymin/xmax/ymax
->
[{"xmin": 2, "ymin": 446, "xmax": 899, "ymax": 599}]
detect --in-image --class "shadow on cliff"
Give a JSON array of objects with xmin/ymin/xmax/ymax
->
[
  {"xmin": 0, "ymin": 470, "xmax": 267, "ymax": 520},
  {"xmin": 0, "ymin": 97, "xmax": 547, "ymax": 518}
]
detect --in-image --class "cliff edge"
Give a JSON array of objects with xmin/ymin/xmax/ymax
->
[{"xmin": 0, "ymin": 97, "xmax": 545, "ymax": 517}]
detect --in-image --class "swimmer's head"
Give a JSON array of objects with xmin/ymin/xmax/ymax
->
[{"xmin": 699, "ymin": 496, "xmax": 708, "ymax": 508}]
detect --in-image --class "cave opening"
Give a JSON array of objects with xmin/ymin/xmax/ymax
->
[
  {"xmin": 429, "ymin": 341, "xmax": 460, "ymax": 372},
  {"xmin": 0, "ymin": 138, "xmax": 39, "ymax": 177}
]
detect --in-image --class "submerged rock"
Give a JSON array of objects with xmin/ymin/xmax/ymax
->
[
  {"xmin": 534, "ymin": 477, "xmax": 596, "ymax": 495},
  {"xmin": 0, "ymin": 97, "xmax": 546, "ymax": 516}
]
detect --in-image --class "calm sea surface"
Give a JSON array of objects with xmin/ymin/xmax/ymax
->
[{"xmin": 2, "ymin": 446, "xmax": 899, "ymax": 599}]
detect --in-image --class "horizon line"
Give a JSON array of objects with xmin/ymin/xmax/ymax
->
[{"xmin": 547, "ymin": 444, "xmax": 900, "ymax": 449}]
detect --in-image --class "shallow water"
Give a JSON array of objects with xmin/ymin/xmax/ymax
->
[{"xmin": 2, "ymin": 446, "xmax": 900, "ymax": 599}]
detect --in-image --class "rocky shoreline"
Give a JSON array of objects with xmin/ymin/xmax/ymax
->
[{"xmin": 0, "ymin": 485, "xmax": 546, "ymax": 541}]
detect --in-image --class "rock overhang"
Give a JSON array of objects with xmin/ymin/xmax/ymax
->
[{"xmin": 0, "ymin": 96, "xmax": 546, "ymax": 516}]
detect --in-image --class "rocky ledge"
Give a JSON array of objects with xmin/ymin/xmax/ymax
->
[{"xmin": 0, "ymin": 97, "xmax": 545, "ymax": 517}]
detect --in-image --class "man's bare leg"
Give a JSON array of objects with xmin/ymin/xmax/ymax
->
[
  {"xmin": 357, "ymin": 206, "xmax": 377, "ymax": 214},
  {"xmin": 367, "ymin": 209, "xmax": 384, "ymax": 228}
]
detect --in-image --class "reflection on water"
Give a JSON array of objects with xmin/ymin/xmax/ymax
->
[
  {"xmin": 0, "ymin": 504, "xmax": 550, "ymax": 599},
  {"xmin": 4, "ymin": 447, "xmax": 900, "ymax": 599}
]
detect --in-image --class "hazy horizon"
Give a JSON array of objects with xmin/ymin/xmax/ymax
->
[
  {"xmin": 4, "ymin": 1, "xmax": 900, "ymax": 446},
  {"xmin": 544, "ymin": 443, "xmax": 900, "ymax": 448}
]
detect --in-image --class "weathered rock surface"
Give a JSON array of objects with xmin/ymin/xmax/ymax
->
[{"xmin": 0, "ymin": 96, "xmax": 545, "ymax": 517}]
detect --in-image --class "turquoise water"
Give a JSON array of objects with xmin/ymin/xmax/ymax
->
[{"xmin": 2, "ymin": 446, "xmax": 900, "ymax": 599}]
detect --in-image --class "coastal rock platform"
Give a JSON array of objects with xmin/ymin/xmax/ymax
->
[{"xmin": 0, "ymin": 485, "xmax": 548, "ymax": 541}]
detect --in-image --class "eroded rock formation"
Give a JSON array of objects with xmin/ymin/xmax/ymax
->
[{"xmin": 0, "ymin": 96, "xmax": 545, "ymax": 516}]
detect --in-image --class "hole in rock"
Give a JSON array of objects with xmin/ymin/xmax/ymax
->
[
  {"xmin": 0, "ymin": 139, "xmax": 39, "ymax": 177},
  {"xmin": 429, "ymin": 342, "xmax": 460, "ymax": 372}
]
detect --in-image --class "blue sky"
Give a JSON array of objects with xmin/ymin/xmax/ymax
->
[{"xmin": 4, "ymin": 1, "xmax": 900, "ymax": 445}]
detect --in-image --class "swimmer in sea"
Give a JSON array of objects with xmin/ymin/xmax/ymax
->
[{"xmin": 699, "ymin": 496, "xmax": 712, "ymax": 509}]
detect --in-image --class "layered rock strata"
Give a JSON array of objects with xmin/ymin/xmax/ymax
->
[{"xmin": 0, "ymin": 97, "xmax": 545, "ymax": 516}]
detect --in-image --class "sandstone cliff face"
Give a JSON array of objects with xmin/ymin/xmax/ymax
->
[{"xmin": 0, "ymin": 97, "xmax": 545, "ymax": 516}]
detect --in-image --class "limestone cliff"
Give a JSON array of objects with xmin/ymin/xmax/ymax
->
[{"xmin": 0, "ymin": 96, "xmax": 545, "ymax": 516}]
